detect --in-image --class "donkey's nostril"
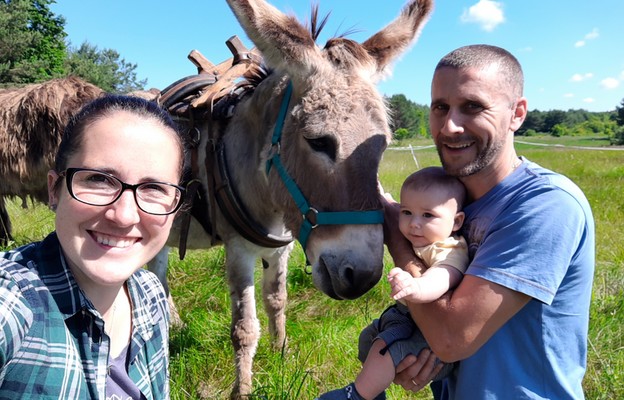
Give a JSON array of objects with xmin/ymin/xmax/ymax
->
[{"xmin": 342, "ymin": 264, "xmax": 355, "ymax": 286}]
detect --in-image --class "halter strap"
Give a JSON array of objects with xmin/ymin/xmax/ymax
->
[{"xmin": 266, "ymin": 81, "xmax": 383, "ymax": 252}]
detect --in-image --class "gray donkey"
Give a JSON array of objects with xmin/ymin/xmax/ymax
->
[{"xmin": 148, "ymin": 0, "xmax": 434, "ymax": 398}]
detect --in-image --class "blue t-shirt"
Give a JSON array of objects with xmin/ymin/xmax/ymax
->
[{"xmin": 440, "ymin": 158, "xmax": 595, "ymax": 400}]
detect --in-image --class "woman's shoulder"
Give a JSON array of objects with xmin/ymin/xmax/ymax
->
[
  {"xmin": 131, "ymin": 268, "xmax": 166, "ymax": 295},
  {"xmin": 128, "ymin": 268, "xmax": 169, "ymax": 317}
]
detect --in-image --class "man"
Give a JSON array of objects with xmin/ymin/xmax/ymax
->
[{"xmin": 386, "ymin": 45, "xmax": 595, "ymax": 399}]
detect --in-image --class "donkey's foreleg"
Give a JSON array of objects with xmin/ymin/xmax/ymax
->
[
  {"xmin": 0, "ymin": 197, "xmax": 13, "ymax": 246},
  {"xmin": 147, "ymin": 245, "xmax": 183, "ymax": 327},
  {"xmin": 226, "ymin": 248, "xmax": 260, "ymax": 400},
  {"xmin": 148, "ymin": 245, "xmax": 170, "ymax": 293},
  {"xmin": 261, "ymin": 243, "xmax": 293, "ymax": 350}
]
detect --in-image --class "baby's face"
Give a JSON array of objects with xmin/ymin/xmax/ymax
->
[{"xmin": 398, "ymin": 186, "xmax": 463, "ymax": 248}]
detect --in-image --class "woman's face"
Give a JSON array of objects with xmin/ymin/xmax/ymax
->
[{"xmin": 48, "ymin": 110, "xmax": 182, "ymax": 289}]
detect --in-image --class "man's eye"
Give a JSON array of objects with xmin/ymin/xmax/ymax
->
[
  {"xmin": 431, "ymin": 104, "xmax": 449, "ymax": 113},
  {"xmin": 464, "ymin": 102, "xmax": 484, "ymax": 113}
]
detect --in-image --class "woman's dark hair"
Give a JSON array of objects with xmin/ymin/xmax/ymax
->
[{"xmin": 54, "ymin": 94, "xmax": 191, "ymax": 187}]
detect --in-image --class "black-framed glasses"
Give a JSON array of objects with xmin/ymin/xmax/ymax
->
[{"xmin": 60, "ymin": 168, "xmax": 185, "ymax": 215}]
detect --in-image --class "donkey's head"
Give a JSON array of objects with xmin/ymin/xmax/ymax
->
[{"xmin": 226, "ymin": 0, "xmax": 433, "ymax": 299}]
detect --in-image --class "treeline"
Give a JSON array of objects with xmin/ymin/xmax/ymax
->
[
  {"xmin": 387, "ymin": 94, "xmax": 624, "ymax": 145},
  {"xmin": 0, "ymin": 0, "xmax": 145, "ymax": 92}
]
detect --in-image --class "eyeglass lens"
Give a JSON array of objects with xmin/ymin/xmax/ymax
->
[{"xmin": 69, "ymin": 169, "xmax": 182, "ymax": 215}]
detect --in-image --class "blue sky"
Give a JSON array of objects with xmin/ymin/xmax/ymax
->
[{"xmin": 51, "ymin": 0, "xmax": 624, "ymax": 112}]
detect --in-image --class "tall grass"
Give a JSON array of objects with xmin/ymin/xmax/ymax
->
[{"xmin": 2, "ymin": 137, "xmax": 622, "ymax": 399}]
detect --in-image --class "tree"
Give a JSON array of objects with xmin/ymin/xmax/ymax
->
[
  {"xmin": 518, "ymin": 109, "xmax": 545, "ymax": 135},
  {"xmin": 543, "ymin": 110, "xmax": 567, "ymax": 133},
  {"xmin": 613, "ymin": 98, "xmax": 624, "ymax": 145},
  {"xmin": 0, "ymin": 0, "xmax": 66, "ymax": 84},
  {"xmin": 65, "ymin": 42, "xmax": 146, "ymax": 93},
  {"xmin": 616, "ymin": 98, "xmax": 624, "ymax": 126},
  {"xmin": 1, "ymin": 0, "xmax": 145, "ymax": 92},
  {"xmin": 387, "ymin": 94, "xmax": 429, "ymax": 139}
]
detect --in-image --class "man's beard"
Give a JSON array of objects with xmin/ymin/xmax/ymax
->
[{"xmin": 437, "ymin": 135, "xmax": 505, "ymax": 178}]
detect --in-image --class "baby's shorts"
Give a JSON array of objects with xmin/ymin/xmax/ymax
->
[{"xmin": 358, "ymin": 303, "xmax": 455, "ymax": 381}]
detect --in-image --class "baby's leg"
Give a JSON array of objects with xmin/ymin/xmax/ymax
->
[{"xmin": 354, "ymin": 339, "xmax": 396, "ymax": 399}]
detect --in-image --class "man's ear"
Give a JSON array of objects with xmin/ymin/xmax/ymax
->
[
  {"xmin": 453, "ymin": 211, "xmax": 465, "ymax": 232},
  {"xmin": 510, "ymin": 97, "xmax": 528, "ymax": 132}
]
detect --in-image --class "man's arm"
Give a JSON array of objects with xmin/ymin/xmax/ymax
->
[
  {"xmin": 408, "ymin": 275, "xmax": 530, "ymax": 362},
  {"xmin": 382, "ymin": 191, "xmax": 530, "ymax": 362}
]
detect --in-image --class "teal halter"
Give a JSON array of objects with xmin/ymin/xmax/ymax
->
[{"xmin": 265, "ymin": 81, "xmax": 384, "ymax": 251}]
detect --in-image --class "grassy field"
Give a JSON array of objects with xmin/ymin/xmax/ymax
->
[{"xmin": 2, "ymin": 135, "xmax": 623, "ymax": 399}]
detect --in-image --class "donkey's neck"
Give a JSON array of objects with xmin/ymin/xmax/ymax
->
[{"xmin": 221, "ymin": 96, "xmax": 290, "ymax": 237}]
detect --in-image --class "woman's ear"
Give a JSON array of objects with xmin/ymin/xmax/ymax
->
[
  {"xmin": 453, "ymin": 211, "xmax": 465, "ymax": 232},
  {"xmin": 47, "ymin": 170, "xmax": 60, "ymax": 211}
]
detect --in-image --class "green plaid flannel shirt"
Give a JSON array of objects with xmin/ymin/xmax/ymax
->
[{"xmin": 0, "ymin": 232, "xmax": 170, "ymax": 399}]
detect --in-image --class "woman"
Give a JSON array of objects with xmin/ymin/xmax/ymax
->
[{"xmin": 0, "ymin": 95, "xmax": 190, "ymax": 399}]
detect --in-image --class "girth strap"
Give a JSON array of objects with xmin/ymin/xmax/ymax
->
[{"xmin": 213, "ymin": 141, "xmax": 294, "ymax": 248}]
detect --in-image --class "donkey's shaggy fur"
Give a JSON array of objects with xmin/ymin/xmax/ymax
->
[{"xmin": 0, "ymin": 76, "xmax": 104, "ymax": 243}]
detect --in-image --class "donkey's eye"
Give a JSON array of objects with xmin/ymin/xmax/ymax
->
[{"xmin": 306, "ymin": 136, "xmax": 337, "ymax": 161}]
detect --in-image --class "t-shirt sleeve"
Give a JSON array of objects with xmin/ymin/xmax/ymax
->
[
  {"xmin": 427, "ymin": 236, "xmax": 469, "ymax": 273},
  {"xmin": 466, "ymin": 186, "xmax": 588, "ymax": 305}
]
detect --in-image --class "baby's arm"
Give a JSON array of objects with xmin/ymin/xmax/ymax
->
[{"xmin": 389, "ymin": 265, "xmax": 463, "ymax": 303}]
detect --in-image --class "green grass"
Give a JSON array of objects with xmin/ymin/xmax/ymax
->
[
  {"xmin": 516, "ymin": 134, "xmax": 614, "ymax": 148},
  {"xmin": 2, "ymin": 136, "xmax": 623, "ymax": 399}
]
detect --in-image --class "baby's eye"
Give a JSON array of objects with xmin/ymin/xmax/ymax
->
[
  {"xmin": 422, "ymin": 212, "xmax": 434, "ymax": 218},
  {"xmin": 400, "ymin": 210, "xmax": 412, "ymax": 216}
]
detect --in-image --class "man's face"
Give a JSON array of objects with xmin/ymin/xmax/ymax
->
[{"xmin": 429, "ymin": 65, "xmax": 517, "ymax": 178}]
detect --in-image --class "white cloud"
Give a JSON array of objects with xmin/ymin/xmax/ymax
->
[
  {"xmin": 585, "ymin": 28, "xmax": 599, "ymax": 40},
  {"xmin": 575, "ymin": 28, "xmax": 599, "ymax": 47},
  {"xmin": 461, "ymin": 0, "xmax": 505, "ymax": 32},
  {"xmin": 600, "ymin": 77, "xmax": 620, "ymax": 89},
  {"xmin": 563, "ymin": 93, "xmax": 575, "ymax": 98},
  {"xmin": 518, "ymin": 46, "xmax": 533, "ymax": 52},
  {"xmin": 583, "ymin": 98, "xmax": 596, "ymax": 103},
  {"xmin": 570, "ymin": 73, "xmax": 593, "ymax": 82}
]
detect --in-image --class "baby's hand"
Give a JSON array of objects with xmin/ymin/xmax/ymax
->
[{"xmin": 388, "ymin": 267, "xmax": 417, "ymax": 301}]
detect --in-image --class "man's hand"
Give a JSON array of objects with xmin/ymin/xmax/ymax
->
[{"xmin": 393, "ymin": 349, "xmax": 444, "ymax": 392}]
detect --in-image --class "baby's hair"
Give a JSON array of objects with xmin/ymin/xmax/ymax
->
[{"xmin": 402, "ymin": 166, "xmax": 466, "ymax": 209}]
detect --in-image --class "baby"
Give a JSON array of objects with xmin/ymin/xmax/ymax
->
[{"xmin": 317, "ymin": 166, "xmax": 468, "ymax": 400}]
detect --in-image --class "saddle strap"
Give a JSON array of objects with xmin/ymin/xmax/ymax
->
[
  {"xmin": 178, "ymin": 179, "xmax": 201, "ymax": 260},
  {"xmin": 213, "ymin": 142, "xmax": 293, "ymax": 248}
]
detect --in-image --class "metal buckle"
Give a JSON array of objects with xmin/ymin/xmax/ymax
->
[{"xmin": 304, "ymin": 207, "xmax": 319, "ymax": 229}]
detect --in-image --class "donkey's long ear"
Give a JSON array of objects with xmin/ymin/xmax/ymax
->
[
  {"xmin": 226, "ymin": 0, "xmax": 322, "ymax": 78},
  {"xmin": 362, "ymin": 0, "xmax": 433, "ymax": 80}
]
